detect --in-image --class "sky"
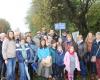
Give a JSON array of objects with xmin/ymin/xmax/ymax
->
[{"xmin": 0, "ymin": 0, "xmax": 31, "ymax": 33}]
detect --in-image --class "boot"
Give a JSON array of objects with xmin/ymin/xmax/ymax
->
[{"xmin": 90, "ymin": 74, "xmax": 95, "ymax": 80}]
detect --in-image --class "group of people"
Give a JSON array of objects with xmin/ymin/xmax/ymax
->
[{"xmin": 0, "ymin": 28, "xmax": 100, "ymax": 80}]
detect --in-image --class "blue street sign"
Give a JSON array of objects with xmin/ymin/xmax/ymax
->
[{"xmin": 55, "ymin": 23, "xmax": 66, "ymax": 30}]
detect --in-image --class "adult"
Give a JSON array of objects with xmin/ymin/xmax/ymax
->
[
  {"xmin": 91, "ymin": 32, "xmax": 100, "ymax": 80},
  {"xmin": 0, "ymin": 33, "xmax": 6, "ymax": 79},
  {"xmin": 2, "ymin": 31, "xmax": 16, "ymax": 80},
  {"xmin": 33, "ymin": 31, "xmax": 41, "ymax": 47},
  {"xmin": 85, "ymin": 32, "xmax": 95, "ymax": 79},
  {"xmin": 49, "ymin": 29, "xmax": 59, "ymax": 42}
]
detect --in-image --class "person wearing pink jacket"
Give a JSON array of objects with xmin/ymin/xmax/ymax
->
[{"xmin": 64, "ymin": 46, "xmax": 80, "ymax": 80}]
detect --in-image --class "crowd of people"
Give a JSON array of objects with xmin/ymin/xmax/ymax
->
[{"xmin": 0, "ymin": 28, "xmax": 100, "ymax": 80}]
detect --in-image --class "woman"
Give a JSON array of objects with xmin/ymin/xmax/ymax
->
[
  {"xmin": 2, "ymin": 31, "xmax": 16, "ymax": 80},
  {"xmin": 37, "ymin": 39, "xmax": 52, "ymax": 79},
  {"xmin": 85, "ymin": 32, "xmax": 95, "ymax": 79},
  {"xmin": 85, "ymin": 32, "xmax": 94, "ymax": 63},
  {"xmin": 91, "ymin": 32, "xmax": 100, "ymax": 80}
]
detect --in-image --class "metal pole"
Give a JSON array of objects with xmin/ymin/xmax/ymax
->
[{"xmin": 59, "ymin": 29, "xmax": 61, "ymax": 38}]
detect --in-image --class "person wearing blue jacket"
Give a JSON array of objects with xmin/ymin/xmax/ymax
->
[
  {"xmin": 26, "ymin": 35, "xmax": 38, "ymax": 80},
  {"xmin": 55, "ymin": 45, "xmax": 65, "ymax": 80},
  {"xmin": 16, "ymin": 37, "xmax": 31, "ymax": 80},
  {"xmin": 37, "ymin": 39, "xmax": 52, "ymax": 79},
  {"xmin": 91, "ymin": 32, "xmax": 100, "ymax": 80}
]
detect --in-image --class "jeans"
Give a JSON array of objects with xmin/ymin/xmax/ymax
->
[
  {"xmin": 6, "ymin": 58, "xmax": 16, "ymax": 80},
  {"xmin": 96, "ymin": 58, "xmax": 100, "ymax": 78},
  {"xmin": 19, "ymin": 62, "xmax": 27, "ymax": 80},
  {"xmin": 28, "ymin": 63, "xmax": 33, "ymax": 80},
  {"xmin": 80, "ymin": 60, "xmax": 87, "ymax": 77},
  {"xmin": 0, "ymin": 60, "xmax": 3, "ymax": 78},
  {"xmin": 0, "ymin": 60, "xmax": 6, "ymax": 79},
  {"xmin": 56, "ymin": 65, "xmax": 65, "ymax": 79},
  {"xmin": 91, "ymin": 62, "xmax": 97, "ymax": 74},
  {"xmin": 52, "ymin": 63, "xmax": 57, "ymax": 77}
]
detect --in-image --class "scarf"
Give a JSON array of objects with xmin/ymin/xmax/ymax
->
[{"xmin": 69, "ymin": 51, "xmax": 75, "ymax": 55}]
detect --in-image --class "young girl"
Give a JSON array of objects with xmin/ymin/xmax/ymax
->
[
  {"xmin": 16, "ymin": 36, "xmax": 31, "ymax": 80},
  {"xmin": 55, "ymin": 45, "xmax": 65, "ymax": 80},
  {"xmin": 2, "ymin": 31, "xmax": 16, "ymax": 80},
  {"xmin": 64, "ymin": 46, "xmax": 80, "ymax": 80},
  {"xmin": 77, "ymin": 35, "xmax": 87, "ymax": 80},
  {"xmin": 63, "ymin": 34, "xmax": 76, "ymax": 52},
  {"xmin": 37, "ymin": 39, "xmax": 52, "ymax": 79}
]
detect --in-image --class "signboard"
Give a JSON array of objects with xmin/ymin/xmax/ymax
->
[
  {"xmin": 55, "ymin": 23, "xmax": 66, "ymax": 30},
  {"xmin": 72, "ymin": 31, "xmax": 79, "ymax": 42}
]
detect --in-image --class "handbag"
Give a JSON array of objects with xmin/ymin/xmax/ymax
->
[
  {"xmin": 41, "ymin": 56, "xmax": 52, "ymax": 67},
  {"xmin": 91, "ymin": 45, "xmax": 100, "ymax": 62}
]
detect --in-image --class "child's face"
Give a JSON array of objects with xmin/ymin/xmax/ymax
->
[
  {"xmin": 21, "ymin": 39, "xmax": 25, "ymax": 44},
  {"xmin": 57, "ymin": 46, "xmax": 62, "ymax": 52},
  {"xmin": 67, "ymin": 36, "xmax": 72, "ymax": 41},
  {"xmin": 52, "ymin": 43, "xmax": 56, "ymax": 48},
  {"xmin": 69, "ymin": 47, "xmax": 74, "ymax": 53},
  {"xmin": 41, "ymin": 40, "xmax": 46, "ymax": 46},
  {"xmin": 77, "ymin": 35, "xmax": 83, "ymax": 41}
]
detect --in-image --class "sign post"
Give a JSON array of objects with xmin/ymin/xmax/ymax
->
[{"xmin": 55, "ymin": 23, "xmax": 66, "ymax": 38}]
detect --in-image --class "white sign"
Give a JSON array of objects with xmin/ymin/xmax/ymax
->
[{"xmin": 72, "ymin": 31, "xmax": 79, "ymax": 42}]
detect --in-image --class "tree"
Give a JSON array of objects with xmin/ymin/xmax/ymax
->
[
  {"xmin": 26, "ymin": 0, "xmax": 52, "ymax": 34},
  {"xmin": 50, "ymin": 0, "xmax": 96, "ymax": 36},
  {"xmin": 26, "ymin": 0, "xmax": 98, "ymax": 36},
  {"xmin": 0, "ymin": 19, "xmax": 11, "ymax": 33},
  {"xmin": 87, "ymin": 2, "xmax": 100, "ymax": 33}
]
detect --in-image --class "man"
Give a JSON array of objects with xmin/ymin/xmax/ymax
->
[{"xmin": 0, "ymin": 33, "xmax": 6, "ymax": 80}]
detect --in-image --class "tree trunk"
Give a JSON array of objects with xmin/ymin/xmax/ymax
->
[{"xmin": 74, "ymin": 14, "xmax": 89, "ymax": 38}]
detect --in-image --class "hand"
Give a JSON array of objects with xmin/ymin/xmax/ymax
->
[
  {"xmin": 25, "ymin": 60, "xmax": 28, "ymax": 63},
  {"xmin": 5, "ymin": 60, "xmax": 8, "ymax": 64}
]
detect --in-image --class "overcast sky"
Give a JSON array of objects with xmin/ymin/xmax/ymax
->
[{"xmin": 0, "ymin": 0, "xmax": 31, "ymax": 33}]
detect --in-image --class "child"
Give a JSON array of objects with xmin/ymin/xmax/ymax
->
[
  {"xmin": 55, "ymin": 45, "xmax": 65, "ymax": 80},
  {"xmin": 16, "ymin": 37, "xmax": 31, "ymax": 80},
  {"xmin": 64, "ymin": 46, "xmax": 80, "ymax": 80},
  {"xmin": 37, "ymin": 39, "xmax": 52, "ymax": 79},
  {"xmin": 77, "ymin": 35, "xmax": 87, "ymax": 80},
  {"xmin": 49, "ymin": 40, "xmax": 57, "ymax": 79}
]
